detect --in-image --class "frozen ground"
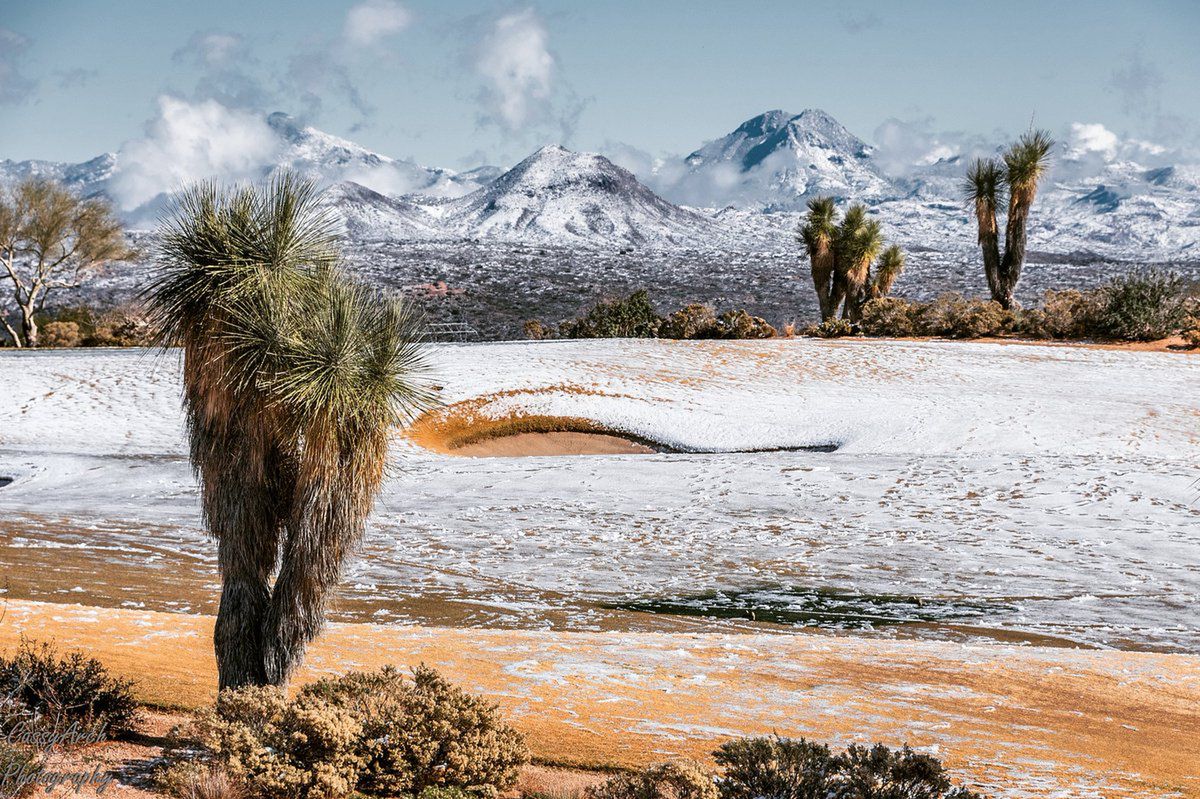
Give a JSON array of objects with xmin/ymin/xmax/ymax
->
[{"xmin": 0, "ymin": 340, "xmax": 1198, "ymax": 652}]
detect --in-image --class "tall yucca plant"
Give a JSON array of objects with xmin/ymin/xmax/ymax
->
[
  {"xmin": 965, "ymin": 129, "xmax": 1054, "ymax": 309},
  {"xmin": 799, "ymin": 197, "xmax": 839, "ymax": 320},
  {"xmin": 833, "ymin": 205, "xmax": 884, "ymax": 322},
  {"xmin": 146, "ymin": 174, "xmax": 432, "ymax": 688}
]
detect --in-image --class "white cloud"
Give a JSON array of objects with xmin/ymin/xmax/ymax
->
[
  {"xmin": 111, "ymin": 96, "xmax": 281, "ymax": 210},
  {"xmin": 1065, "ymin": 122, "xmax": 1120, "ymax": 161},
  {"xmin": 474, "ymin": 8, "xmax": 555, "ymax": 131},
  {"xmin": 0, "ymin": 28, "xmax": 36, "ymax": 105},
  {"xmin": 344, "ymin": 0, "xmax": 412, "ymax": 48},
  {"xmin": 871, "ymin": 117, "xmax": 992, "ymax": 177}
]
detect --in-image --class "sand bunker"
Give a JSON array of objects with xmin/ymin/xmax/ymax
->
[{"xmin": 451, "ymin": 430, "xmax": 657, "ymax": 457}]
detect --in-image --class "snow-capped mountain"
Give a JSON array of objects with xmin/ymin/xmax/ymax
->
[
  {"xmin": 3, "ymin": 109, "xmax": 1198, "ymax": 260},
  {"xmin": 426, "ymin": 145, "xmax": 715, "ymax": 247},
  {"xmin": 663, "ymin": 109, "xmax": 894, "ymax": 210}
]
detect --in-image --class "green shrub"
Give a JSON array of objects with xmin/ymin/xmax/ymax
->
[
  {"xmin": 834, "ymin": 743, "xmax": 980, "ymax": 799},
  {"xmin": 0, "ymin": 640, "xmax": 137, "ymax": 740},
  {"xmin": 712, "ymin": 736, "xmax": 982, "ymax": 799},
  {"xmin": 559, "ymin": 290, "xmax": 662, "ymax": 339},
  {"xmin": 714, "ymin": 737, "xmax": 835, "ymax": 799},
  {"xmin": 587, "ymin": 761, "xmax": 717, "ymax": 799},
  {"xmin": 1093, "ymin": 269, "xmax": 1191, "ymax": 341},
  {"xmin": 659, "ymin": 304, "xmax": 720, "ymax": 340},
  {"xmin": 859, "ymin": 297, "xmax": 917, "ymax": 337},
  {"xmin": 716, "ymin": 310, "xmax": 776, "ymax": 339},
  {"xmin": 166, "ymin": 667, "xmax": 526, "ymax": 799},
  {"xmin": 40, "ymin": 321, "xmax": 82, "ymax": 348}
]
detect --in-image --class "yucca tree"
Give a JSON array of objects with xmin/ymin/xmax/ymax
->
[
  {"xmin": 146, "ymin": 174, "xmax": 431, "ymax": 688},
  {"xmin": 834, "ymin": 206, "xmax": 884, "ymax": 322},
  {"xmin": 866, "ymin": 244, "xmax": 905, "ymax": 301},
  {"xmin": 799, "ymin": 197, "xmax": 838, "ymax": 320},
  {"xmin": 966, "ymin": 129, "xmax": 1054, "ymax": 309}
]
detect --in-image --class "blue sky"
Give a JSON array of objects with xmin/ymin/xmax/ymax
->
[{"xmin": 2, "ymin": 0, "xmax": 1199, "ymax": 169}]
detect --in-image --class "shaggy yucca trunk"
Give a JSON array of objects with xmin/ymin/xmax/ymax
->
[{"xmin": 810, "ymin": 240, "xmax": 836, "ymax": 321}]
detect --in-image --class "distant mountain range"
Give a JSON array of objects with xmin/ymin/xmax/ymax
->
[{"xmin": 3, "ymin": 109, "xmax": 1198, "ymax": 260}]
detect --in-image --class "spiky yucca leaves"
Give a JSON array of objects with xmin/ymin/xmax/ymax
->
[
  {"xmin": 242, "ymin": 275, "xmax": 433, "ymax": 684},
  {"xmin": 147, "ymin": 174, "xmax": 430, "ymax": 689},
  {"xmin": 964, "ymin": 158, "xmax": 1005, "ymax": 301},
  {"xmin": 998, "ymin": 129, "xmax": 1054, "ymax": 309},
  {"xmin": 799, "ymin": 197, "xmax": 839, "ymax": 320},
  {"xmin": 868, "ymin": 244, "xmax": 905, "ymax": 300}
]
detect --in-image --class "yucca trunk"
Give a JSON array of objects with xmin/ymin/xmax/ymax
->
[
  {"xmin": 997, "ymin": 187, "xmax": 1035, "ymax": 310},
  {"xmin": 262, "ymin": 421, "xmax": 388, "ymax": 685},
  {"xmin": 975, "ymin": 205, "xmax": 1002, "ymax": 304},
  {"xmin": 810, "ymin": 239, "xmax": 836, "ymax": 320},
  {"xmin": 841, "ymin": 258, "xmax": 872, "ymax": 322}
]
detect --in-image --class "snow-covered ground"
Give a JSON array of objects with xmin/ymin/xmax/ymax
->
[{"xmin": 1, "ymin": 340, "xmax": 1197, "ymax": 652}]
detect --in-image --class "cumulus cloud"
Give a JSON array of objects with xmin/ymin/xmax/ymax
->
[
  {"xmin": 111, "ymin": 96, "xmax": 281, "ymax": 210},
  {"xmin": 0, "ymin": 28, "xmax": 36, "ymax": 105},
  {"xmin": 172, "ymin": 30, "xmax": 276, "ymax": 111},
  {"xmin": 343, "ymin": 0, "xmax": 412, "ymax": 47},
  {"xmin": 474, "ymin": 8, "xmax": 556, "ymax": 131},
  {"xmin": 871, "ymin": 117, "xmax": 992, "ymax": 177}
]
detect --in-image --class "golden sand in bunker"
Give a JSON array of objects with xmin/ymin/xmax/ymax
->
[{"xmin": 405, "ymin": 390, "xmax": 663, "ymax": 457}]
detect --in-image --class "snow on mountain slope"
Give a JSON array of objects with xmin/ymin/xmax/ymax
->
[
  {"xmin": 431, "ymin": 145, "xmax": 717, "ymax": 247},
  {"xmin": 3, "ymin": 110, "xmax": 1197, "ymax": 259},
  {"xmin": 666, "ymin": 109, "xmax": 894, "ymax": 210}
]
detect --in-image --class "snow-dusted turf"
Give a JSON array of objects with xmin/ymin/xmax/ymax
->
[{"xmin": 1, "ymin": 340, "xmax": 1198, "ymax": 652}]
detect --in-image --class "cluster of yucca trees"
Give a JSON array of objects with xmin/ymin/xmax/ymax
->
[
  {"xmin": 799, "ymin": 198, "xmax": 905, "ymax": 322},
  {"xmin": 146, "ymin": 174, "xmax": 432, "ymax": 689},
  {"xmin": 965, "ymin": 130, "xmax": 1055, "ymax": 309}
]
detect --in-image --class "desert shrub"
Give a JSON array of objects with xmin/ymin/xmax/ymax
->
[
  {"xmin": 523, "ymin": 320, "xmax": 555, "ymax": 340},
  {"xmin": 587, "ymin": 761, "xmax": 717, "ymax": 799},
  {"xmin": 859, "ymin": 297, "xmax": 917, "ymax": 337},
  {"xmin": 174, "ymin": 684, "xmax": 363, "ymax": 799},
  {"xmin": 809, "ymin": 318, "xmax": 855, "ymax": 339},
  {"xmin": 40, "ymin": 321, "xmax": 82, "ymax": 348},
  {"xmin": 1015, "ymin": 289, "xmax": 1100, "ymax": 340},
  {"xmin": 0, "ymin": 640, "xmax": 137, "ymax": 740},
  {"xmin": 659, "ymin": 304, "xmax": 720, "ymax": 340},
  {"xmin": 167, "ymin": 667, "xmax": 526, "ymax": 799},
  {"xmin": 0, "ymin": 742, "xmax": 42, "ymax": 799},
  {"xmin": 834, "ymin": 743, "xmax": 982, "ymax": 799},
  {"xmin": 1092, "ymin": 269, "xmax": 1191, "ymax": 341},
  {"xmin": 716, "ymin": 309, "xmax": 776, "ymax": 339},
  {"xmin": 559, "ymin": 290, "xmax": 662, "ymax": 339},
  {"xmin": 89, "ymin": 306, "xmax": 154, "ymax": 347},
  {"xmin": 715, "ymin": 737, "xmax": 836, "ymax": 799},
  {"xmin": 712, "ymin": 737, "xmax": 982, "ymax": 799},
  {"xmin": 1183, "ymin": 309, "xmax": 1200, "ymax": 349},
  {"xmin": 302, "ymin": 665, "xmax": 526, "ymax": 797},
  {"xmin": 915, "ymin": 294, "xmax": 1012, "ymax": 339},
  {"xmin": 157, "ymin": 761, "xmax": 245, "ymax": 799}
]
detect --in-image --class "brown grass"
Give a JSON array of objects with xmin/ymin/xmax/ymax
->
[{"xmin": 3, "ymin": 601, "xmax": 1199, "ymax": 798}]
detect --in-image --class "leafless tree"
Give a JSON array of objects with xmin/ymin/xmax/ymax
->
[{"xmin": 0, "ymin": 178, "xmax": 133, "ymax": 347}]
